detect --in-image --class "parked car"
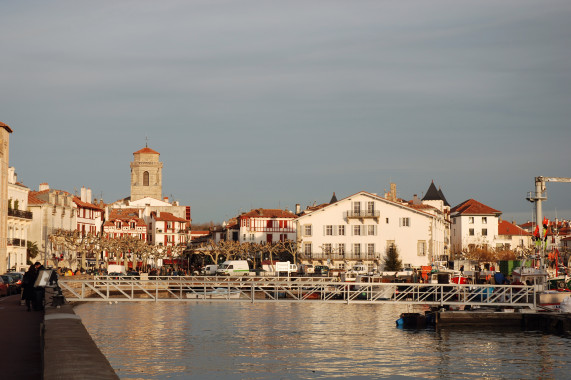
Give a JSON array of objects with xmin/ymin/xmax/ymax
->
[
  {"xmin": 0, "ymin": 275, "xmax": 18, "ymax": 295},
  {"xmin": 0, "ymin": 277, "xmax": 8, "ymax": 297},
  {"xmin": 125, "ymin": 271, "xmax": 140, "ymax": 279},
  {"xmin": 4, "ymin": 272, "xmax": 23, "ymax": 292}
]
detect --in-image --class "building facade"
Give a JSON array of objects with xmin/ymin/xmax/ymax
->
[
  {"xmin": 237, "ymin": 209, "xmax": 297, "ymax": 244},
  {"xmin": 450, "ymin": 199, "xmax": 502, "ymax": 255},
  {"xmin": 0, "ymin": 122, "xmax": 13, "ymax": 274},
  {"xmin": 7, "ymin": 167, "xmax": 32, "ymax": 271},
  {"xmin": 295, "ymin": 191, "xmax": 446, "ymax": 272}
]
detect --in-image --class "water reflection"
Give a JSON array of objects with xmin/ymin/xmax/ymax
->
[{"xmin": 75, "ymin": 302, "xmax": 571, "ymax": 379}]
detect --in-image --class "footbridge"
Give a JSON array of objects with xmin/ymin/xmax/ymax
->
[{"xmin": 57, "ymin": 276, "xmax": 540, "ymax": 309}]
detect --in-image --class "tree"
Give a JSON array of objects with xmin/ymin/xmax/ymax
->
[
  {"xmin": 26, "ymin": 241, "xmax": 39, "ymax": 265},
  {"xmin": 382, "ymin": 245, "xmax": 402, "ymax": 272}
]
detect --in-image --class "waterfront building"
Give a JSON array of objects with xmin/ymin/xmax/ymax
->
[
  {"xmin": 7, "ymin": 167, "xmax": 32, "ymax": 271},
  {"xmin": 450, "ymin": 199, "xmax": 501, "ymax": 256},
  {"xmin": 237, "ymin": 208, "xmax": 297, "ymax": 244},
  {"xmin": 295, "ymin": 186, "xmax": 448, "ymax": 272},
  {"xmin": 0, "ymin": 122, "xmax": 13, "ymax": 274},
  {"xmin": 496, "ymin": 219, "xmax": 532, "ymax": 254},
  {"xmin": 28, "ymin": 183, "xmax": 103, "ymax": 268}
]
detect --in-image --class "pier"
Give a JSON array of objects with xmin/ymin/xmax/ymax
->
[{"xmin": 58, "ymin": 276, "xmax": 539, "ymax": 309}]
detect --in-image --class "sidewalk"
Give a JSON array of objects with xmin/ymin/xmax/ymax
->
[{"xmin": 0, "ymin": 294, "xmax": 43, "ymax": 380}]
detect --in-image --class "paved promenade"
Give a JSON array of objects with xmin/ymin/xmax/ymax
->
[
  {"xmin": 0, "ymin": 294, "xmax": 43, "ymax": 380},
  {"xmin": 1, "ymin": 290, "xmax": 119, "ymax": 380}
]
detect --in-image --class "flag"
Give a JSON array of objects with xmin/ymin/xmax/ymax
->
[
  {"xmin": 533, "ymin": 225, "xmax": 540, "ymax": 238},
  {"xmin": 543, "ymin": 217, "xmax": 549, "ymax": 227}
]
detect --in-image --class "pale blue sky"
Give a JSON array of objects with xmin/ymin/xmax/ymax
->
[{"xmin": 1, "ymin": 0, "xmax": 570, "ymax": 223}]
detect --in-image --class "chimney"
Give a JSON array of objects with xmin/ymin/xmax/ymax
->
[
  {"xmin": 87, "ymin": 188, "xmax": 92, "ymax": 203},
  {"xmin": 39, "ymin": 183, "xmax": 49, "ymax": 191},
  {"xmin": 296, "ymin": 204, "xmax": 301, "ymax": 214},
  {"xmin": 412, "ymin": 194, "xmax": 420, "ymax": 205},
  {"xmin": 390, "ymin": 183, "xmax": 397, "ymax": 202},
  {"xmin": 164, "ymin": 197, "xmax": 169, "ymax": 203},
  {"xmin": 81, "ymin": 187, "xmax": 87, "ymax": 202}
]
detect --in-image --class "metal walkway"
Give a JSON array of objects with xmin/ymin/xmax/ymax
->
[{"xmin": 57, "ymin": 276, "xmax": 538, "ymax": 309}]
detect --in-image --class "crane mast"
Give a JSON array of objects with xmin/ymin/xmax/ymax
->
[{"xmin": 526, "ymin": 176, "xmax": 571, "ymax": 267}]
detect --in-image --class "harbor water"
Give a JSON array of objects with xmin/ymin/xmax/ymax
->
[{"xmin": 75, "ymin": 302, "xmax": 571, "ymax": 379}]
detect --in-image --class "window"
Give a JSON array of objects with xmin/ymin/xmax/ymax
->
[
  {"xmin": 482, "ymin": 229, "xmax": 488, "ymax": 236},
  {"xmin": 325, "ymin": 225, "xmax": 333, "ymax": 236},
  {"xmin": 367, "ymin": 243, "xmax": 375, "ymax": 257},
  {"xmin": 353, "ymin": 225, "xmax": 361, "ymax": 236},
  {"xmin": 418, "ymin": 241, "xmax": 426, "ymax": 256},
  {"xmin": 353, "ymin": 202, "xmax": 361, "ymax": 213},
  {"xmin": 400, "ymin": 218, "xmax": 410, "ymax": 227},
  {"xmin": 367, "ymin": 201, "xmax": 375, "ymax": 214},
  {"xmin": 143, "ymin": 171, "xmax": 150, "ymax": 186},
  {"xmin": 367, "ymin": 225, "xmax": 376, "ymax": 236},
  {"xmin": 353, "ymin": 243, "xmax": 361, "ymax": 257},
  {"xmin": 323, "ymin": 243, "xmax": 332, "ymax": 254},
  {"xmin": 386, "ymin": 218, "xmax": 389, "ymax": 224},
  {"xmin": 338, "ymin": 243, "xmax": 345, "ymax": 255},
  {"xmin": 482, "ymin": 217, "xmax": 487, "ymax": 224},
  {"xmin": 304, "ymin": 225, "xmax": 312, "ymax": 237},
  {"xmin": 469, "ymin": 228, "xmax": 475, "ymax": 236},
  {"xmin": 304, "ymin": 243, "xmax": 312, "ymax": 256},
  {"xmin": 468, "ymin": 217, "xmax": 474, "ymax": 224},
  {"xmin": 338, "ymin": 225, "xmax": 345, "ymax": 236}
]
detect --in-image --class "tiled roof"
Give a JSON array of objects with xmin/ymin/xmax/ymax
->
[
  {"xmin": 134, "ymin": 147, "xmax": 159, "ymax": 155},
  {"xmin": 0, "ymin": 121, "xmax": 13, "ymax": 133},
  {"xmin": 153, "ymin": 212, "xmax": 187, "ymax": 222},
  {"xmin": 28, "ymin": 191, "xmax": 47, "ymax": 205},
  {"xmin": 73, "ymin": 196, "xmax": 103, "ymax": 211},
  {"xmin": 498, "ymin": 220, "xmax": 531, "ymax": 236},
  {"xmin": 451, "ymin": 199, "xmax": 501, "ymax": 216},
  {"xmin": 239, "ymin": 209, "xmax": 297, "ymax": 219},
  {"xmin": 108, "ymin": 208, "xmax": 142, "ymax": 220}
]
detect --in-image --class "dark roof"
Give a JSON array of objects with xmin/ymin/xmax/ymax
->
[
  {"xmin": 422, "ymin": 181, "xmax": 449, "ymax": 206},
  {"xmin": 437, "ymin": 188, "xmax": 450, "ymax": 207},
  {"xmin": 422, "ymin": 181, "xmax": 439, "ymax": 201},
  {"xmin": 329, "ymin": 192, "xmax": 338, "ymax": 203}
]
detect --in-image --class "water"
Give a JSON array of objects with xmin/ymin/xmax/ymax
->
[{"xmin": 75, "ymin": 302, "xmax": 571, "ymax": 379}]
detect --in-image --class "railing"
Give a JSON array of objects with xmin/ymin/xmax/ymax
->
[
  {"xmin": 8, "ymin": 209, "xmax": 33, "ymax": 219},
  {"xmin": 58, "ymin": 277, "xmax": 537, "ymax": 309},
  {"xmin": 7, "ymin": 238, "xmax": 27, "ymax": 247},
  {"xmin": 345, "ymin": 210, "xmax": 380, "ymax": 219}
]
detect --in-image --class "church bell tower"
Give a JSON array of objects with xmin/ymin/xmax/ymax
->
[{"xmin": 130, "ymin": 145, "xmax": 163, "ymax": 202}]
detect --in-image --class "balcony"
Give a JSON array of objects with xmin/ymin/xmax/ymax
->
[
  {"xmin": 305, "ymin": 252, "xmax": 381, "ymax": 261},
  {"xmin": 7, "ymin": 238, "xmax": 27, "ymax": 247},
  {"xmin": 8, "ymin": 209, "xmax": 33, "ymax": 220},
  {"xmin": 345, "ymin": 210, "xmax": 380, "ymax": 220}
]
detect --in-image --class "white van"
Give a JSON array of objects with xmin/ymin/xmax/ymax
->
[
  {"xmin": 107, "ymin": 264, "xmax": 126, "ymax": 275},
  {"xmin": 216, "ymin": 260, "xmax": 250, "ymax": 276},
  {"xmin": 202, "ymin": 264, "xmax": 218, "ymax": 275}
]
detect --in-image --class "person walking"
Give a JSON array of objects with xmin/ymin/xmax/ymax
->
[{"xmin": 22, "ymin": 262, "xmax": 40, "ymax": 312}]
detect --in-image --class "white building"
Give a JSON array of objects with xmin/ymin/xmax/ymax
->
[
  {"xmin": 74, "ymin": 187, "xmax": 104, "ymax": 237},
  {"xmin": 450, "ymin": 199, "xmax": 502, "ymax": 255},
  {"xmin": 7, "ymin": 167, "xmax": 32, "ymax": 271},
  {"xmin": 496, "ymin": 219, "xmax": 532, "ymax": 254},
  {"xmin": 237, "ymin": 209, "xmax": 297, "ymax": 244},
  {"xmin": 295, "ymin": 191, "xmax": 447, "ymax": 271}
]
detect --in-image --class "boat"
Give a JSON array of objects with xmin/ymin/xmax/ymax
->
[{"xmin": 186, "ymin": 288, "xmax": 241, "ymax": 299}]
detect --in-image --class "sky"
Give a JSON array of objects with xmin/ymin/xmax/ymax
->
[{"xmin": 1, "ymin": 0, "xmax": 570, "ymax": 224}]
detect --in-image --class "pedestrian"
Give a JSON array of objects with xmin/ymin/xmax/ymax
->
[{"xmin": 22, "ymin": 262, "xmax": 41, "ymax": 312}]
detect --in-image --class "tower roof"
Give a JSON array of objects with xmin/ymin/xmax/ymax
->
[
  {"xmin": 422, "ymin": 181, "xmax": 449, "ymax": 206},
  {"xmin": 0, "ymin": 121, "xmax": 13, "ymax": 133},
  {"xmin": 133, "ymin": 147, "xmax": 159, "ymax": 155},
  {"xmin": 329, "ymin": 192, "xmax": 338, "ymax": 203}
]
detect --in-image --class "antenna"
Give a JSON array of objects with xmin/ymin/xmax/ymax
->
[{"xmin": 145, "ymin": 135, "xmax": 149, "ymax": 147}]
